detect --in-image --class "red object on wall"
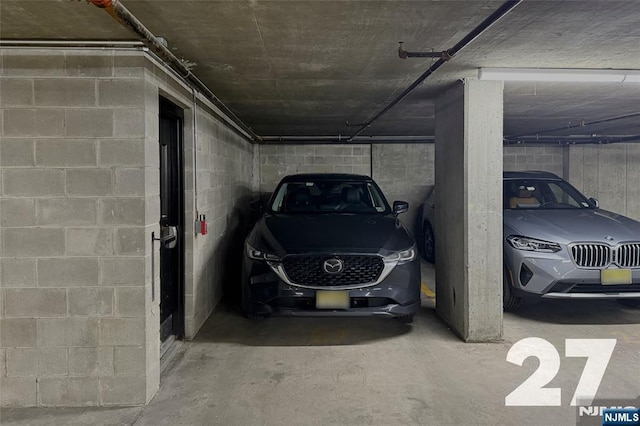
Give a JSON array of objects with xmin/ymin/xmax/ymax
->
[
  {"xmin": 200, "ymin": 219, "xmax": 208, "ymax": 235},
  {"xmin": 89, "ymin": 0, "xmax": 114, "ymax": 8}
]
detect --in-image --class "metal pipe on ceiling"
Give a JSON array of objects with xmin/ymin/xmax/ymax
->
[
  {"xmin": 507, "ymin": 112, "xmax": 640, "ymax": 138},
  {"xmin": 347, "ymin": 0, "xmax": 523, "ymax": 141},
  {"xmin": 259, "ymin": 135, "xmax": 435, "ymax": 145},
  {"xmin": 504, "ymin": 134, "xmax": 640, "ymax": 145},
  {"xmin": 87, "ymin": 0, "xmax": 261, "ymax": 143}
]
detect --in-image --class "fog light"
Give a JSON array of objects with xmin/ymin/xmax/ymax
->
[{"xmin": 519, "ymin": 264, "xmax": 533, "ymax": 286}]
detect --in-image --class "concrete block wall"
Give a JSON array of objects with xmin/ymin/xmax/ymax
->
[
  {"xmin": 258, "ymin": 144, "xmax": 371, "ymax": 192},
  {"xmin": 569, "ymin": 143, "xmax": 640, "ymax": 221},
  {"xmin": 0, "ymin": 49, "xmax": 156, "ymax": 407},
  {"xmin": 503, "ymin": 145, "xmax": 564, "ymax": 176},
  {"xmin": 371, "ymin": 144, "xmax": 434, "ymax": 235},
  {"xmin": 183, "ymin": 101, "xmax": 253, "ymax": 339}
]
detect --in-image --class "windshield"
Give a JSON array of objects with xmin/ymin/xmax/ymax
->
[
  {"xmin": 269, "ymin": 180, "xmax": 391, "ymax": 214},
  {"xmin": 504, "ymin": 179, "xmax": 592, "ymax": 210}
]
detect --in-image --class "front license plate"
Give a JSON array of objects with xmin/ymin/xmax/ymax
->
[
  {"xmin": 601, "ymin": 269, "xmax": 632, "ymax": 285},
  {"xmin": 316, "ymin": 290, "xmax": 350, "ymax": 309}
]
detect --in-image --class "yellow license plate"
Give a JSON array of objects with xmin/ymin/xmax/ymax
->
[
  {"xmin": 316, "ymin": 290, "xmax": 350, "ymax": 309},
  {"xmin": 601, "ymin": 269, "xmax": 632, "ymax": 285}
]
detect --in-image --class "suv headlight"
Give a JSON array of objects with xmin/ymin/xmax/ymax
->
[
  {"xmin": 507, "ymin": 236, "xmax": 561, "ymax": 253},
  {"xmin": 246, "ymin": 243, "xmax": 280, "ymax": 261},
  {"xmin": 383, "ymin": 246, "xmax": 416, "ymax": 264}
]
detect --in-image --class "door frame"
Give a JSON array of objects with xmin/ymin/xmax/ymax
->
[{"xmin": 159, "ymin": 96, "xmax": 185, "ymax": 340}]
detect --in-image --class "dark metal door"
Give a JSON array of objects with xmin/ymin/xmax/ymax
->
[{"xmin": 159, "ymin": 97, "xmax": 184, "ymax": 342}]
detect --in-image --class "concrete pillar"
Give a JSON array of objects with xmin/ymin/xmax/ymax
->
[{"xmin": 434, "ymin": 79, "xmax": 503, "ymax": 342}]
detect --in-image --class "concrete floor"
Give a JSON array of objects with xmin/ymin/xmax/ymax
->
[{"xmin": 2, "ymin": 263, "xmax": 639, "ymax": 426}]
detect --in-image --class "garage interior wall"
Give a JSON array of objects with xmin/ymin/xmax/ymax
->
[
  {"xmin": 0, "ymin": 48, "xmax": 253, "ymax": 407},
  {"xmin": 569, "ymin": 143, "xmax": 640, "ymax": 221}
]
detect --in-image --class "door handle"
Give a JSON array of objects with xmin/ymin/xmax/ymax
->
[{"xmin": 157, "ymin": 225, "xmax": 178, "ymax": 249}]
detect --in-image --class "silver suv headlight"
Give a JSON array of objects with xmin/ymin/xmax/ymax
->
[
  {"xmin": 383, "ymin": 246, "xmax": 416, "ymax": 264},
  {"xmin": 507, "ymin": 236, "xmax": 561, "ymax": 253}
]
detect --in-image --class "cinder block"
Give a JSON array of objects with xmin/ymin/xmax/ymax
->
[
  {"xmin": 68, "ymin": 288, "xmax": 113, "ymax": 316},
  {"xmin": 1, "ymin": 139, "xmax": 34, "ymax": 166},
  {"xmin": 3, "ymin": 109, "xmax": 64, "ymax": 137},
  {"xmin": 5, "ymin": 348, "xmax": 37, "ymax": 377},
  {"xmin": 37, "ymin": 198, "xmax": 97, "ymax": 226},
  {"xmin": 2, "ymin": 169, "xmax": 64, "ymax": 196},
  {"xmin": 100, "ymin": 375, "xmax": 146, "ymax": 405},
  {"xmin": 114, "ymin": 108, "xmax": 144, "ymax": 138},
  {"xmin": 38, "ymin": 258, "xmax": 99, "ymax": 288},
  {"xmin": 38, "ymin": 348, "xmax": 68, "ymax": 376},
  {"xmin": 65, "ymin": 109, "xmax": 113, "ymax": 137},
  {"xmin": 0, "ymin": 377, "xmax": 37, "ymax": 406},
  {"xmin": 39, "ymin": 377, "xmax": 99, "ymax": 406},
  {"xmin": 69, "ymin": 347, "xmax": 114, "ymax": 377},
  {"xmin": 66, "ymin": 169, "xmax": 112, "ymax": 196},
  {"xmin": 36, "ymin": 139, "xmax": 97, "ymax": 167},
  {"xmin": 66, "ymin": 53, "xmax": 114, "ymax": 77},
  {"xmin": 100, "ymin": 258, "xmax": 145, "ymax": 287},
  {"xmin": 98, "ymin": 139, "xmax": 144, "ymax": 166},
  {"xmin": 98, "ymin": 79, "xmax": 145, "ymax": 107},
  {"xmin": 0, "ymin": 319, "xmax": 37, "ymax": 348},
  {"xmin": 0, "ymin": 198, "xmax": 36, "ymax": 227},
  {"xmin": 114, "ymin": 54, "xmax": 149, "ymax": 78},
  {"xmin": 115, "ymin": 287, "xmax": 145, "ymax": 317},
  {"xmin": 98, "ymin": 198, "xmax": 145, "ymax": 226},
  {"xmin": 4, "ymin": 288, "xmax": 67, "ymax": 318},
  {"xmin": 34, "ymin": 79, "xmax": 95, "ymax": 107},
  {"xmin": 145, "ymin": 196, "xmax": 160, "ymax": 225},
  {"xmin": 66, "ymin": 228, "xmax": 113, "ymax": 256},
  {"xmin": 3, "ymin": 228, "xmax": 65, "ymax": 257},
  {"xmin": 115, "ymin": 227, "xmax": 146, "ymax": 255},
  {"xmin": 0, "ymin": 79, "xmax": 33, "ymax": 106},
  {"xmin": 114, "ymin": 168, "xmax": 144, "ymax": 196},
  {"xmin": 2, "ymin": 52, "xmax": 65, "ymax": 77},
  {"xmin": 99, "ymin": 318, "xmax": 145, "ymax": 346},
  {"xmin": 6, "ymin": 348, "xmax": 67, "ymax": 377},
  {"xmin": 114, "ymin": 346, "xmax": 145, "ymax": 375},
  {"xmin": 37, "ymin": 318, "xmax": 99, "ymax": 347},
  {"xmin": 1, "ymin": 259, "xmax": 36, "ymax": 288}
]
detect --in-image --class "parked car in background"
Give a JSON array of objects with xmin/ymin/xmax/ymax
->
[
  {"xmin": 243, "ymin": 173, "xmax": 421, "ymax": 322},
  {"xmin": 420, "ymin": 171, "xmax": 640, "ymax": 310}
]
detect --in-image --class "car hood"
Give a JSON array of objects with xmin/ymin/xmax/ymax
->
[
  {"xmin": 504, "ymin": 208, "xmax": 640, "ymax": 245},
  {"xmin": 249, "ymin": 213, "xmax": 414, "ymax": 256}
]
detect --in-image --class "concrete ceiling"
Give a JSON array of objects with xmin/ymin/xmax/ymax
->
[{"xmin": 2, "ymin": 0, "xmax": 640, "ymax": 141}]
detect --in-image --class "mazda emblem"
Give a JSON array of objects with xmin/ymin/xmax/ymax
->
[{"xmin": 323, "ymin": 258, "xmax": 344, "ymax": 274}]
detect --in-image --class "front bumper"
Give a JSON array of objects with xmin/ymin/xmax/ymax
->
[
  {"xmin": 506, "ymin": 248, "xmax": 640, "ymax": 299},
  {"xmin": 242, "ymin": 257, "xmax": 421, "ymax": 317}
]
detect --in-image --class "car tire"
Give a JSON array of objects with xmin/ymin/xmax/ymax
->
[
  {"xmin": 617, "ymin": 299, "xmax": 640, "ymax": 308},
  {"xmin": 503, "ymin": 269, "xmax": 521, "ymax": 311},
  {"xmin": 422, "ymin": 222, "xmax": 435, "ymax": 264},
  {"xmin": 395, "ymin": 314, "xmax": 414, "ymax": 323}
]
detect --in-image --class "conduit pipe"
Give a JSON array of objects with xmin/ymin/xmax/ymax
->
[
  {"xmin": 507, "ymin": 112, "xmax": 640, "ymax": 138},
  {"xmin": 348, "ymin": 0, "xmax": 523, "ymax": 141},
  {"xmin": 88, "ymin": 0, "xmax": 261, "ymax": 143}
]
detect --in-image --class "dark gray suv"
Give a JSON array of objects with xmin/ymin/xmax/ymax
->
[{"xmin": 242, "ymin": 173, "xmax": 421, "ymax": 321}]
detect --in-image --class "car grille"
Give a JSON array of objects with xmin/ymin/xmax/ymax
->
[
  {"xmin": 282, "ymin": 255, "xmax": 384, "ymax": 287},
  {"xmin": 618, "ymin": 243, "xmax": 640, "ymax": 268},
  {"xmin": 550, "ymin": 283, "xmax": 640, "ymax": 294},
  {"xmin": 570, "ymin": 243, "xmax": 640, "ymax": 268},
  {"xmin": 570, "ymin": 244, "xmax": 611, "ymax": 268}
]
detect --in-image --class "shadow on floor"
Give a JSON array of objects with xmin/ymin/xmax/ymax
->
[
  {"xmin": 508, "ymin": 298, "xmax": 640, "ymax": 325},
  {"xmin": 191, "ymin": 301, "xmax": 454, "ymax": 347}
]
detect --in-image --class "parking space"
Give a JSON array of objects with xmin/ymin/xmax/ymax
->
[{"xmin": 4, "ymin": 261, "xmax": 638, "ymax": 425}]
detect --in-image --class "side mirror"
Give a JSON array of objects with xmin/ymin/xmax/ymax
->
[
  {"xmin": 588, "ymin": 197, "xmax": 599, "ymax": 208},
  {"xmin": 393, "ymin": 201, "xmax": 409, "ymax": 215}
]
